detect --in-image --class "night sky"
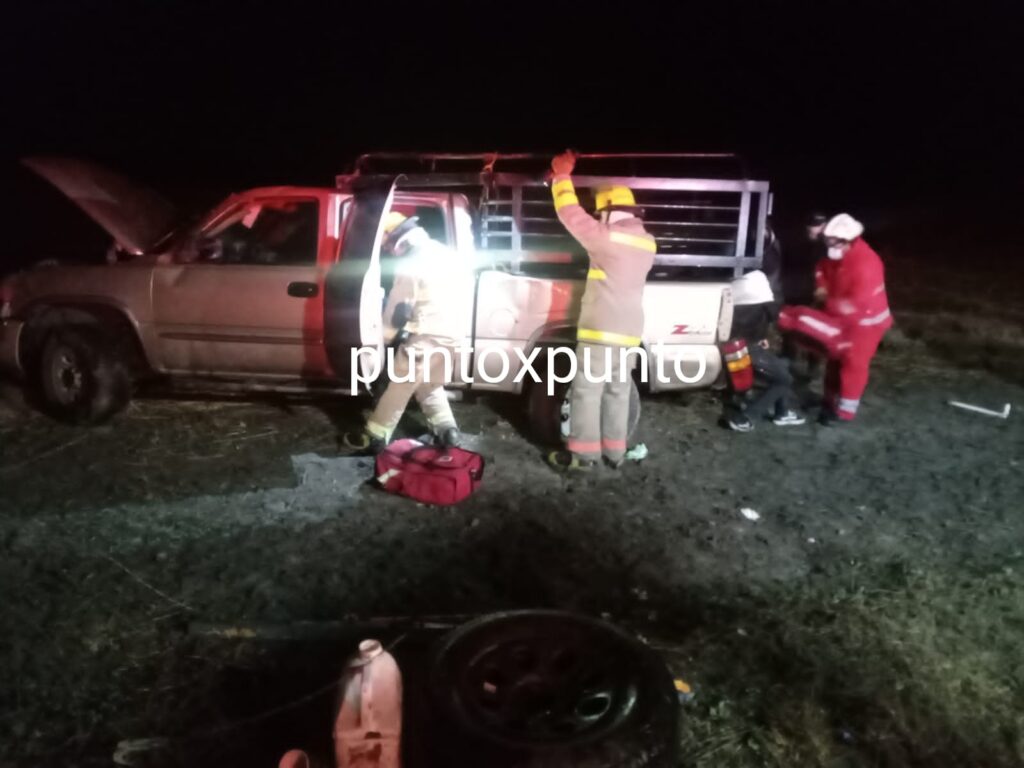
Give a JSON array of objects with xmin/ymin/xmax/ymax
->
[{"xmin": 5, "ymin": 0, "xmax": 1023, "ymax": 266}]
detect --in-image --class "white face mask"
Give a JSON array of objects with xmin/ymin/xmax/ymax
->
[{"xmin": 827, "ymin": 245, "xmax": 846, "ymax": 260}]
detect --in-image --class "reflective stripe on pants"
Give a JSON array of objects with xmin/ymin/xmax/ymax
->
[
  {"xmin": 568, "ymin": 342, "xmax": 633, "ymax": 462},
  {"xmin": 823, "ymin": 325, "xmax": 887, "ymax": 421}
]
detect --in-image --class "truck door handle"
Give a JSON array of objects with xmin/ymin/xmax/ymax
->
[{"xmin": 287, "ymin": 281, "xmax": 318, "ymax": 298}]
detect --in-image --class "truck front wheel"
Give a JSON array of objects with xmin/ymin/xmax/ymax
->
[
  {"xmin": 527, "ymin": 367, "xmax": 641, "ymax": 447},
  {"xmin": 39, "ymin": 327, "xmax": 132, "ymax": 424}
]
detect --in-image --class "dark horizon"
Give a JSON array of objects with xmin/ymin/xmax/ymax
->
[{"xmin": 5, "ymin": 0, "xmax": 1023, "ymax": 266}]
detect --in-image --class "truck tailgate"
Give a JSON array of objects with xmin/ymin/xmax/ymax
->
[{"xmin": 642, "ymin": 282, "xmax": 730, "ymax": 346}]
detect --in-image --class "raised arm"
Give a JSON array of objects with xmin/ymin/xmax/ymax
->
[{"xmin": 550, "ymin": 151, "xmax": 605, "ymax": 251}]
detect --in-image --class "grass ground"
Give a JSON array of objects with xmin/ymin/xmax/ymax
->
[
  {"xmin": 667, "ymin": 565, "xmax": 1024, "ymax": 767},
  {"xmin": 1, "ymin": 242, "xmax": 1022, "ymax": 767}
]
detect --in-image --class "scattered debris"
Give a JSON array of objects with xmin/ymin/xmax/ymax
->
[
  {"xmin": 625, "ymin": 443, "xmax": 649, "ymax": 461},
  {"xmin": 102, "ymin": 554, "xmax": 195, "ymax": 613},
  {"xmin": 0, "ymin": 433, "xmax": 89, "ymax": 474},
  {"xmin": 211, "ymin": 428, "xmax": 278, "ymax": 444},
  {"xmin": 674, "ymin": 678, "xmax": 696, "ymax": 703},
  {"xmin": 113, "ymin": 737, "xmax": 170, "ymax": 766},
  {"xmin": 948, "ymin": 400, "xmax": 1012, "ymax": 419},
  {"xmin": 739, "ymin": 507, "xmax": 761, "ymax": 521}
]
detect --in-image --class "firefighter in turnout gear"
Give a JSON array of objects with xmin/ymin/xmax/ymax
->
[
  {"xmin": 343, "ymin": 212, "xmax": 472, "ymax": 453},
  {"xmin": 814, "ymin": 213, "xmax": 892, "ymax": 424},
  {"xmin": 547, "ymin": 151, "xmax": 657, "ymax": 470}
]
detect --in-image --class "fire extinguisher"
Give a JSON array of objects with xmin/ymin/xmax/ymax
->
[{"xmin": 721, "ymin": 338, "xmax": 754, "ymax": 392}]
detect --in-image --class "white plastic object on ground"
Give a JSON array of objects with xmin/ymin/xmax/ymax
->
[
  {"xmin": 739, "ymin": 507, "xmax": 760, "ymax": 521},
  {"xmin": 335, "ymin": 639, "xmax": 402, "ymax": 768},
  {"xmin": 948, "ymin": 400, "xmax": 1011, "ymax": 419},
  {"xmin": 625, "ymin": 443, "xmax": 649, "ymax": 461},
  {"xmin": 113, "ymin": 738, "xmax": 170, "ymax": 766}
]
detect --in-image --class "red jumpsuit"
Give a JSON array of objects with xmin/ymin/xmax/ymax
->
[{"xmin": 814, "ymin": 238, "xmax": 892, "ymax": 420}]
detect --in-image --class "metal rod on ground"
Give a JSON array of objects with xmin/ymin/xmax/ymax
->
[{"xmin": 948, "ymin": 400, "xmax": 1012, "ymax": 419}]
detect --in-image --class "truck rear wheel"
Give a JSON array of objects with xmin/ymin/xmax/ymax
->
[
  {"xmin": 39, "ymin": 326, "xmax": 132, "ymax": 424},
  {"xmin": 527, "ymin": 362, "xmax": 641, "ymax": 447}
]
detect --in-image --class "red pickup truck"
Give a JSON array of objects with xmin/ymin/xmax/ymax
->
[{"xmin": 1, "ymin": 153, "xmax": 772, "ymax": 441}]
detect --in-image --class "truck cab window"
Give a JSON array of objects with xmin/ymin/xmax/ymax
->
[
  {"xmin": 412, "ymin": 205, "xmax": 447, "ymax": 245},
  {"xmin": 209, "ymin": 200, "xmax": 319, "ymax": 266}
]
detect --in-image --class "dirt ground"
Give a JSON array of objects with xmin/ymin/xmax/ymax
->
[{"xmin": 1, "ymin": 252, "xmax": 1022, "ymax": 767}]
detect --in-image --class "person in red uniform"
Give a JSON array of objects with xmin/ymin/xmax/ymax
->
[{"xmin": 814, "ymin": 213, "xmax": 893, "ymax": 424}]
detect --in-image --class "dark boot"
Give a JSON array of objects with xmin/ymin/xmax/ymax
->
[
  {"xmin": 438, "ymin": 427, "xmax": 461, "ymax": 448},
  {"xmin": 818, "ymin": 409, "xmax": 849, "ymax": 427}
]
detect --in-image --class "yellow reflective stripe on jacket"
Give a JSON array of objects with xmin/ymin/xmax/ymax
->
[
  {"xmin": 609, "ymin": 230, "xmax": 657, "ymax": 253},
  {"xmin": 552, "ymin": 179, "xmax": 575, "ymax": 196},
  {"xmin": 554, "ymin": 192, "xmax": 579, "ymax": 211},
  {"xmin": 587, "ymin": 268, "xmax": 607, "ymax": 280},
  {"xmin": 552, "ymin": 178, "xmax": 579, "ymax": 211},
  {"xmin": 577, "ymin": 328, "xmax": 642, "ymax": 347}
]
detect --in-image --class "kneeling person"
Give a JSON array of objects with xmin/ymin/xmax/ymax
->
[{"xmin": 724, "ymin": 270, "xmax": 805, "ymax": 432}]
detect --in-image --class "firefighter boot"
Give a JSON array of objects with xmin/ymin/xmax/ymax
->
[
  {"xmin": 340, "ymin": 430, "xmax": 386, "ymax": 455},
  {"xmin": 547, "ymin": 450, "xmax": 597, "ymax": 472}
]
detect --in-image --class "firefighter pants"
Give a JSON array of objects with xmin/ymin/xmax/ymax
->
[
  {"xmin": 366, "ymin": 340, "xmax": 457, "ymax": 441},
  {"xmin": 567, "ymin": 342, "xmax": 634, "ymax": 463},
  {"xmin": 824, "ymin": 325, "xmax": 887, "ymax": 420}
]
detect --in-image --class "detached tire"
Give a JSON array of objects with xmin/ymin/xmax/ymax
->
[
  {"xmin": 527, "ymin": 365, "xmax": 641, "ymax": 447},
  {"xmin": 424, "ymin": 611, "xmax": 679, "ymax": 768},
  {"xmin": 39, "ymin": 326, "xmax": 132, "ymax": 424}
]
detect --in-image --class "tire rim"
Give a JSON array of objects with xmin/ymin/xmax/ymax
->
[
  {"xmin": 559, "ymin": 388, "xmax": 637, "ymax": 442},
  {"xmin": 458, "ymin": 634, "xmax": 632, "ymax": 741},
  {"xmin": 559, "ymin": 395, "xmax": 571, "ymax": 440},
  {"xmin": 49, "ymin": 347, "xmax": 84, "ymax": 406}
]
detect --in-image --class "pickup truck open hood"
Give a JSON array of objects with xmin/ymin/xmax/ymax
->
[{"xmin": 22, "ymin": 156, "xmax": 177, "ymax": 255}]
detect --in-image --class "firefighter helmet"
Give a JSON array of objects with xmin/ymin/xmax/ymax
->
[
  {"xmin": 382, "ymin": 212, "xmax": 421, "ymax": 251},
  {"xmin": 594, "ymin": 185, "xmax": 636, "ymax": 211},
  {"xmin": 383, "ymin": 211, "xmax": 408, "ymax": 235}
]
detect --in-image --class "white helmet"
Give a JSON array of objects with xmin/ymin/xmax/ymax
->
[
  {"xmin": 824, "ymin": 213, "xmax": 864, "ymax": 241},
  {"xmin": 732, "ymin": 269, "xmax": 774, "ymax": 306}
]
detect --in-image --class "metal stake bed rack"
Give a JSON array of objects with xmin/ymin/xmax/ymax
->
[{"xmin": 337, "ymin": 153, "xmax": 771, "ymax": 277}]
